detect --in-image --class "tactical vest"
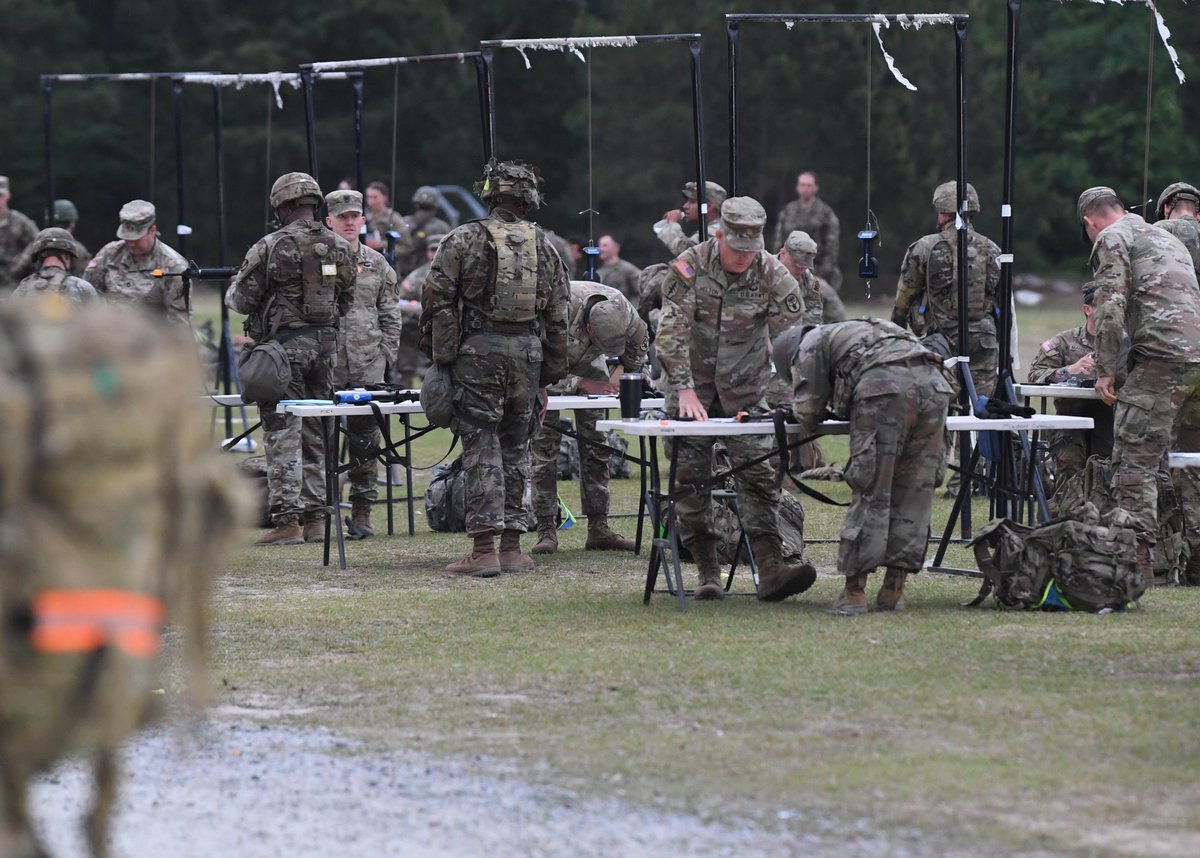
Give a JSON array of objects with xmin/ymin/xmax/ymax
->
[
  {"xmin": 483, "ymin": 218, "xmax": 539, "ymax": 323},
  {"xmin": 266, "ymin": 223, "xmax": 342, "ymax": 330}
]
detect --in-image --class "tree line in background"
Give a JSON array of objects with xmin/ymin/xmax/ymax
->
[{"xmin": 1, "ymin": 0, "xmax": 1196, "ymax": 299}]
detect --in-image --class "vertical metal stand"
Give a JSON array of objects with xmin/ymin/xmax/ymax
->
[
  {"xmin": 301, "ymin": 67, "xmax": 320, "ymax": 183},
  {"xmin": 481, "ymin": 48, "xmax": 497, "ymax": 161},
  {"xmin": 172, "ymin": 79, "xmax": 188, "ymax": 257},
  {"xmin": 474, "ymin": 54, "xmax": 492, "ymax": 163},
  {"xmin": 688, "ymin": 39, "xmax": 707, "ymax": 228},
  {"xmin": 727, "ymin": 22, "xmax": 741, "ymax": 196},
  {"xmin": 41, "ymin": 77, "xmax": 55, "ymax": 228},
  {"xmin": 953, "ymin": 19, "xmax": 974, "ymax": 537},
  {"xmin": 352, "ymin": 76, "xmax": 366, "ymax": 193}
]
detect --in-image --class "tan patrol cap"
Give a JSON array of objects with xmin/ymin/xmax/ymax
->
[
  {"xmin": 117, "ymin": 199, "xmax": 156, "ymax": 240},
  {"xmin": 0, "ymin": 176, "xmax": 9, "ymax": 194},
  {"xmin": 325, "ymin": 189, "xmax": 364, "ymax": 217},
  {"xmin": 719, "ymin": 196, "xmax": 767, "ymax": 252},
  {"xmin": 682, "ymin": 180, "xmax": 728, "ymax": 207},
  {"xmin": 587, "ymin": 296, "xmax": 635, "ymax": 355},
  {"xmin": 1077, "ymin": 186, "xmax": 1119, "ymax": 224},
  {"xmin": 784, "ymin": 230, "xmax": 818, "ymax": 261}
]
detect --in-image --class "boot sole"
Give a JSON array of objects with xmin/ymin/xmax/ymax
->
[
  {"xmin": 693, "ymin": 584, "xmax": 726, "ymax": 601},
  {"xmin": 255, "ymin": 537, "xmax": 305, "ymax": 546},
  {"xmin": 530, "ymin": 546, "xmax": 557, "ymax": 555},
  {"xmin": 447, "ymin": 566, "xmax": 501, "ymax": 578}
]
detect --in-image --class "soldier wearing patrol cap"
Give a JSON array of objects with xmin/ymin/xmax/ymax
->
[
  {"xmin": 84, "ymin": 199, "xmax": 190, "ymax": 324},
  {"xmin": 655, "ymin": 196, "xmax": 817, "ymax": 604},
  {"xmin": 777, "ymin": 231, "xmax": 827, "ymax": 326},
  {"xmin": 1077, "ymin": 184, "xmax": 1200, "ymax": 585},
  {"xmin": 12, "ymin": 227, "xmax": 98, "ymax": 304},
  {"xmin": 0, "ymin": 176, "xmax": 40, "ymax": 291},
  {"xmin": 528, "ymin": 281, "xmax": 649, "ymax": 555},
  {"xmin": 226, "ymin": 172, "xmax": 356, "ymax": 546},
  {"xmin": 1154, "ymin": 181, "xmax": 1200, "ymax": 272},
  {"xmin": 655, "ymin": 180, "xmax": 727, "ymax": 257},
  {"xmin": 401, "ymin": 185, "xmax": 451, "ymax": 277}
]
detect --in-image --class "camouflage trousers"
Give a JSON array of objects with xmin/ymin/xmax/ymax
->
[
  {"xmin": 1112, "ymin": 360, "xmax": 1200, "ymax": 543},
  {"xmin": 258, "ymin": 330, "xmax": 336, "ymax": 525},
  {"xmin": 453, "ymin": 330, "xmax": 541, "ymax": 536},
  {"xmin": 839, "ymin": 364, "xmax": 948, "ymax": 575},
  {"xmin": 672, "ymin": 400, "xmax": 781, "ymax": 541},
  {"xmin": 529, "ymin": 408, "xmax": 610, "ymax": 520},
  {"xmin": 1047, "ymin": 398, "xmax": 1115, "ymax": 489},
  {"xmin": 923, "ymin": 322, "xmax": 998, "ymax": 400}
]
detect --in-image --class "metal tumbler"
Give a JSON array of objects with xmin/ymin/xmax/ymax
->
[{"xmin": 619, "ymin": 373, "xmax": 643, "ymax": 420}]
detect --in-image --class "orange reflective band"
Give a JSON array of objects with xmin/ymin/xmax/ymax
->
[{"xmin": 29, "ymin": 589, "xmax": 166, "ymax": 659}]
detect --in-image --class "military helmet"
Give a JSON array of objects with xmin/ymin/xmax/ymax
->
[
  {"xmin": 412, "ymin": 185, "xmax": 439, "ymax": 208},
  {"xmin": 270, "ymin": 172, "xmax": 323, "ymax": 210},
  {"xmin": 28, "ymin": 227, "xmax": 79, "ymax": 260},
  {"xmin": 1155, "ymin": 181, "xmax": 1200, "ymax": 221},
  {"xmin": 473, "ymin": 159, "xmax": 544, "ymax": 210},
  {"xmin": 53, "ymin": 199, "xmax": 79, "ymax": 223},
  {"xmin": 932, "ymin": 181, "xmax": 980, "ymax": 214}
]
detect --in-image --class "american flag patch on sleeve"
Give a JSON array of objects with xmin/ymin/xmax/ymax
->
[{"xmin": 672, "ymin": 259, "xmax": 694, "ymax": 279}]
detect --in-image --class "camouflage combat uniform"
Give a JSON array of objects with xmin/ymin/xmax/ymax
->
[
  {"xmin": 13, "ymin": 267, "xmax": 98, "ymax": 304},
  {"xmin": 11, "ymin": 235, "xmax": 91, "ymax": 279},
  {"xmin": 84, "ymin": 238, "xmax": 190, "ymax": 324},
  {"xmin": 301, "ymin": 243, "xmax": 401, "ymax": 509},
  {"xmin": 597, "ymin": 256, "xmax": 642, "ymax": 301},
  {"xmin": 656, "ymin": 237, "xmax": 805, "ymax": 541},
  {"xmin": 792, "ymin": 320, "xmax": 951, "ymax": 579},
  {"xmin": 529, "ymin": 282, "xmax": 648, "ymax": 523},
  {"xmin": 657, "ymin": 218, "xmax": 718, "ymax": 258},
  {"xmin": 0, "ymin": 207, "xmax": 39, "ymax": 290},
  {"xmin": 892, "ymin": 222, "xmax": 1001, "ymax": 399},
  {"xmin": 401, "ymin": 208, "xmax": 450, "ymax": 275},
  {"xmin": 394, "ymin": 256, "xmax": 432, "ymax": 386},
  {"xmin": 1027, "ymin": 324, "xmax": 1114, "ymax": 485},
  {"xmin": 1089, "ymin": 212, "xmax": 1200, "ymax": 547},
  {"xmin": 772, "ymin": 197, "xmax": 841, "ymax": 291},
  {"xmin": 1156, "ymin": 215, "xmax": 1200, "ymax": 274},
  {"xmin": 420, "ymin": 208, "xmax": 569, "ymax": 536},
  {"xmin": 818, "ymin": 276, "xmax": 846, "ymax": 322},
  {"xmin": 226, "ymin": 219, "xmax": 355, "ymax": 526},
  {"xmin": 366, "ymin": 207, "xmax": 414, "ymax": 270}
]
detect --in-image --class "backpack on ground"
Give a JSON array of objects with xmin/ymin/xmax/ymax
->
[{"xmin": 425, "ymin": 457, "xmax": 468, "ymax": 532}]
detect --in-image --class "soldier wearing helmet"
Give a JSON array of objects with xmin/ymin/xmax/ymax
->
[
  {"xmin": 363, "ymin": 180, "xmax": 414, "ymax": 272},
  {"xmin": 1154, "ymin": 181, "xmax": 1200, "ymax": 272},
  {"xmin": 527, "ymin": 282, "xmax": 649, "ymax": 556},
  {"xmin": 226, "ymin": 171, "xmax": 356, "ymax": 546},
  {"xmin": 0, "ymin": 176, "xmax": 43, "ymax": 291},
  {"xmin": 83, "ymin": 199, "xmax": 190, "ymax": 324},
  {"xmin": 12, "ymin": 227, "xmax": 98, "ymax": 304},
  {"xmin": 418, "ymin": 159, "xmax": 570, "ymax": 577},
  {"xmin": 401, "ymin": 185, "xmax": 450, "ymax": 277},
  {"xmin": 11, "ymin": 199, "xmax": 91, "ymax": 279}
]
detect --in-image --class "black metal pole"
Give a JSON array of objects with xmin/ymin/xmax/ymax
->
[
  {"xmin": 727, "ymin": 22, "xmax": 741, "ymax": 197},
  {"xmin": 473, "ymin": 54, "xmax": 491, "ymax": 162},
  {"xmin": 688, "ymin": 39, "xmax": 707, "ymax": 231},
  {"xmin": 998, "ymin": 0, "xmax": 1021, "ymax": 388},
  {"xmin": 482, "ymin": 48, "xmax": 496, "ymax": 161},
  {"xmin": 42, "ymin": 76, "xmax": 55, "ymax": 228},
  {"xmin": 954, "ymin": 19, "xmax": 972, "ymax": 535},
  {"xmin": 173, "ymin": 78, "xmax": 188, "ymax": 256},
  {"xmin": 301, "ymin": 67, "xmax": 320, "ymax": 182},
  {"xmin": 212, "ymin": 85, "xmax": 229, "ymax": 268},
  {"xmin": 352, "ymin": 74, "xmax": 365, "ymax": 192}
]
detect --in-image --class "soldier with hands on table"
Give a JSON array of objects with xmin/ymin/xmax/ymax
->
[{"xmin": 655, "ymin": 195, "xmax": 816, "ymax": 602}]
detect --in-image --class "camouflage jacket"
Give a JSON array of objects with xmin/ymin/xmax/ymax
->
[
  {"xmin": 397, "ymin": 261, "xmax": 427, "ymax": 318},
  {"xmin": 226, "ymin": 219, "xmax": 355, "ymax": 339},
  {"xmin": 796, "ymin": 269, "xmax": 824, "ymax": 326},
  {"xmin": 335, "ymin": 244, "xmax": 402, "ymax": 385},
  {"xmin": 0, "ymin": 209, "xmax": 41, "ymax": 289},
  {"xmin": 790, "ymin": 319, "xmax": 951, "ymax": 435},
  {"xmin": 772, "ymin": 197, "xmax": 840, "ymax": 283},
  {"xmin": 84, "ymin": 237, "xmax": 190, "ymax": 324},
  {"xmin": 1091, "ymin": 213, "xmax": 1200, "ymax": 375},
  {"xmin": 657, "ymin": 239, "xmax": 805, "ymax": 413},
  {"xmin": 365, "ymin": 208, "xmax": 414, "ymax": 264},
  {"xmin": 1027, "ymin": 324, "xmax": 1095, "ymax": 385},
  {"xmin": 1156, "ymin": 215, "xmax": 1200, "ymax": 275},
  {"xmin": 13, "ymin": 266, "xmax": 98, "ymax": 304},
  {"xmin": 596, "ymin": 257, "xmax": 642, "ymax": 301},
  {"xmin": 657, "ymin": 218, "xmax": 718, "ymax": 258},
  {"xmin": 403, "ymin": 209, "xmax": 450, "ymax": 249},
  {"xmin": 419, "ymin": 208, "xmax": 570, "ymax": 386},
  {"xmin": 12, "ymin": 235, "xmax": 90, "ymax": 279},
  {"xmin": 892, "ymin": 223, "xmax": 1000, "ymax": 341},
  {"xmin": 548, "ymin": 281, "xmax": 649, "ymax": 396}
]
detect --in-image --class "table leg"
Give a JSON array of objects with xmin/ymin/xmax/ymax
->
[
  {"xmin": 634, "ymin": 436, "xmax": 648, "ymax": 556},
  {"xmin": 643, "ymin": 436, "xmax": 662, "ymax": 604},
  {"xmin": 404, "ymin": 414, "xmax": 415, "ymax": 536}
]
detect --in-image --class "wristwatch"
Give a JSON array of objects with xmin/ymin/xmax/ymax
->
[{"xmin": 1060, "ymin": 368, "xmax": 1072, "ymax": 382}]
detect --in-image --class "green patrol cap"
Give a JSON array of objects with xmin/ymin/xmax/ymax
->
[
  {"xmin": 682, "ymin": 181, "xmax": 727, "ymax": 207},
  {"xmin": 325, "ymin": 189, "xmax": 364, "ymax": 217},
  {"xmin": 117, "ymin": 199, "xmax": 155, "ymax": 240},
  {"xmin": 784, "ymin": 230, "xmax": 818, "ymax": 261},
  {"xmin": 1077, "ymin": 186, "xmax": 1119, "ymax": 224},
  {"xmin": 719, "ymin": 196, "xmax": 767, "ymax": 252}
]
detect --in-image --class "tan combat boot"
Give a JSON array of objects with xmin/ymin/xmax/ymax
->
[
  {"xmin": 1137, "ymin": 540, "xmax": 1166, "ymax": 587},
  {"xmin": 875, "ymin": 567, "xmax": 910, "ymax": 611},
  {"xmin": 349, "ymin": 500, "xmax": 374, "ymax": 539},
  {"xmin": 303, "ymin": 511, "xmax": 328, "ymax": 543},
  {"xmin": 688, "ymin": 536, "xmax": 725, "ymax": 601},
  {"xmin": 255, "ymin": 520, "xmax": 304, "ymax": 546},
  {"xmin": 531, "ymin": 517, "xmax": 558, "ymax": 554},
  {"xmin": 585, "ymin": 515, "xmax": 635, "ymax": 552},
  {"xmin": 830, "ymin": 573, "xmax": 869, "ymax": 615},
  {"xmin": 750, "ymin": 534, "xmax": 817, "ymax": 602},
  {"xmin": 498, "ymin": 529, "xmax": 536, "ymax": 573},
  {"xmin": 446, "ymin": 532, "xmax": 501, "ymax": 578}
]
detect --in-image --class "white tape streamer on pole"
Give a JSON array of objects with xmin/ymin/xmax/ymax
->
[
  {"xmin": 1080, "ymin": 0, "xmax": 1185, "ymax": 83},
  {"xmin": 494, "ymin": 36, "xmax": 639, "ymax": 69}
]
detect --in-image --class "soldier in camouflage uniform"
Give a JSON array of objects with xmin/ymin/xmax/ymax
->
[
  {"xmin": 1079, "ymin": 186, "xmax": 1200, "ymax": 584},
  {"xmin": 595, "ymin": 234, "xmax": 641, "ymax": 300},
  {"xmin": 656, "ymin": 196, "xmax": 816, "ymax": 603},
  {"xmin": 84, "ymin": 200, "xmax": 190, "ymax": 325},
  {"xmin": 11, "ymin": 199, "xmax": 90, "ymax": 279},
  {"xmin": 392, "ymin": 232, "xmax": 442, "ymax": 387},
  {"xmin": 528, "ymin": 282, "xmax": 648, "ymax": 555},
  {"xmin": 298, "ymin": 190, "xmax": 402, "ymax": 540},
  {"xmin": 226, "ymin": 172, "xmax": 355, "ymax": 546},
  {"xmin": 1026, "ymin": 284, "xmax": 1115, "ymax": 489},
  {"xmin": 11, "ymin": 228, "xmax": 98, "ymax": 304},
  {"xmin": 772, "ymin": 171, "xmax": 842, "ymax": 292},
  {"xmin": 655, "ymin": 180, "xmax": 726, "ymax": 257},
  {"xmin": 401, "ymin": 185, "xmax": 451, "ymax": 277},
  {"xmin": 419, "ymin": 159, "xmax": 570, "ymax": 577},
  {"xmin": 364, "ymin": 180, "xmax": 414, "ymax": 269},
  {"xmin": 0, "ymin": 176, "xmax": 40, "ymax": 291},
  {"xmin": 779, "ymin": 230, "xmax": 846, "ymax": 323},
  {"xmin": 1153, "ymin": 182, "xmax": 1200, "ymax": 273},
  {"xmin": 784, "ymin": 320, "xmax": 952, "ymax": 614}
]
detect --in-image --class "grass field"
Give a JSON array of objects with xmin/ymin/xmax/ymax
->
[{"xmin": 200, "ymin": 294, "xmax": 1200, "ymax": 856}]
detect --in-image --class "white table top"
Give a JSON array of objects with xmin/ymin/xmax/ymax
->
[
  {"xmin": 1168, "ymin": 453, "xmax": 1200, "ymax": 468},
  {"xmin": 275, "ymin": 395, "xmax": 666, "ymax": 418},
  {"xmin": 597, "ymin": 413, "xmax": 1094, "ymax": 438},
  {"xmin": 547, "ymin": 395, "xmax": 665, "ymax": 411},
  {"xmin": 1015, "ymin": 384, "xmax": 1103, "ymax": 401}
]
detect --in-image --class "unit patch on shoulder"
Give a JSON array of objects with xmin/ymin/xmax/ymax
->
[{"xmin": 784, "ymin": 293, "xmax": 802, "ymax": 315}]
